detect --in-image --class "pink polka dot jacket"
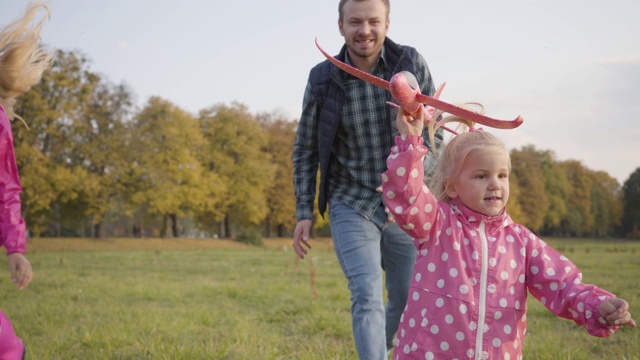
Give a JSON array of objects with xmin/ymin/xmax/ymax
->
[
  {"xmin": 0, "ymin": 106, "xmax": 27, "ymax": 255},
  {"xmin": 381, "ymin": 135, "xmax": 618, "ymax": 360}
]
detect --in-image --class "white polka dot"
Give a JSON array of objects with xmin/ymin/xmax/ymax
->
[
  {"xmin": 504, "ymin": 325, "xmax": 512, "ymax": 334},
  {"xmin": 428, "ymin": 263, "xmax": 436, "ymax": 272},
  {"xmin": 472, "ymin": 251, "xmax": 479, "ymax": 260},
  {"xmin": 469, "ymin": 322, "xmax": 477, "ymax": 331},
  {"xmin": 436, "ymin": 298, "xmax": 444, "ymax": 307},
  {"xmin": 493, "ymin": 338, "xmax": 501, "ymax": 347},
  {"xmin": 460, "ymin": 285, "xmax": 469, "ymax": 294},
  {"xmin": 510, "ymin": 259, "xmax": 517, "ymax": 269},
  {"xmin": 550, "ymin": 282, "xmax": 558, "ymax": 291},
  {"xmin": 440, "ymin": 342, "xmax": 449, "ymax": 351},
  {"xmin": 487, "ymin": 284, "xmax": 496, "ymax": 293},
  {"xmin": 397, "ymin": 167, "xmax": 406, "ymax": 176},
  {"xmin": 415, "ymin": 273, "xmax": 422, "ymax": 282},
  {"xmin": 425, "ymin": 352, "xmax": 434, "ymax": 360},
  {"xmin": 412, "ymin": 291, "xmax": 420, "ymax": 301},
  {"xmin": 437, "ymin": 279, "xmax": 445, "ymax": 288},
  {"xmin": 519, "ymin": 274, "xmax": 525, "ymax": 283},
  {"xmin": 394, "ymin": 206, "xmax": 403, "ymax": 214},
  {"xmin": 578, "ymin": 302, "xmax": 585, "ymax": 312},
  {"xmin": 410, "ymin": 207, "xmax": 418, "ymax": 215},
  {"xmin": 441, "ymin": 253, "xmax": 449, "ymax": 261},
  {"xmin": 409, "ymin": 196, "xmax": 416, "ymax": 204},
  {"xmin": 453, "ymin": 241, "xmax": 460, "ymax": 250},
  {"xmin": 403, "ymin": 344, "xmax": 410, "ymax": 354},
  {"xmin": 411, "ymin": 169, "xmax": 419, "ymax": 178},
  {"xmin": 421, "ymin": 317, "xmax": 428, "ymax": 327},
  {"xmin": 466, "ymin": 349, "xmax": 474, "ymax": 358},
  {"xmin": 423, "ymin": 222, "xmax": 432, "ymax": 231},
  {"xmin": 489, "ymin": 258, "xmax": 497, "ymax": 267},
  {"xmin": 409, "ymin": 318, "xmax": 416, "ymax": 327},
  {"xmin": 445, "ymin": 315, "xmax": 454, "ymax": 324},
  {"xmin": 449, "ymin": 268, "xmax": 458, "ymax": 277},
  {"xmin": 421, "ymin": 309, "xmax": 427, "ymax": 316},
  {"xmin": 532, "ymin": 249, "xmax": 539, "ymax": 257},
  {"xmin": 501, "ymin": 271, "xmax": 509, "ymax": 280},
  {"xmin": 506, "ymin": 235, "xmax": 515, "ymax": 243},
  {"xmin": 546, "ymin": 268, "xmax": 556, "ymax": 276},
  {"xmin": 431, "ymin": 325, "xmax": 439, "ymax": 334},
  {"xmin": 459, "ymin": 304, "xmax": 467, "ymax": 314},
  {"xmin": 499, "ymin": 246, "xmax": 507, "ymax": 254},
  {"xmin": 500, "ymin": 298, "xmax": 507, "ymax": 307},
  {"xmin": 494, "ymin": 311, "xmax": 502, "ymax": 320},
  {"xmin": 386, "ymin": 191, "xmax": 396, "ymax": 199},
  {"xmin": 531, "ymin": 266, "xmax": 539, "ymax": 274},
  {"xmin": 425, "ymin": 203, "xmax": 433, "ymax": 213}
]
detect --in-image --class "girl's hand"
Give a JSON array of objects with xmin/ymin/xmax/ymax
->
[
  {"xmin": 7, "ymin": 253, "xmax": 32, "ymax": 290},
  {"xmin": 396, "ymin": 105, "xmax": 425, "ymax": 136},
  {"xmin": 599, "ymin": 298, "xmax": 636, "ymax": 328}
]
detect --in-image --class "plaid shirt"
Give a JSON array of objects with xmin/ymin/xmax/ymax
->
[{"xmin": 294, "ymin": 48, "xmax": 441, "ymax": 221}]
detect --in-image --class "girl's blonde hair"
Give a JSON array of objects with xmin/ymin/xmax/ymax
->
[
  {"xmin": 428, "ymin": 106, "xmax": 511, "ymax": 202},
  {"xmin": 0, "ymin": 1, "xmax": 52, "ymax": 122}
]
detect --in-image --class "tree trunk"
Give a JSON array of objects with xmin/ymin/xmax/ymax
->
[
  {"xmin": 265, "ymin": 215, "xmax": 272, "ymax": 238},
  {"xmin": 170, "ymin": 214, "xmax": 178, "ymax": 237},
  {"xmin": 93, "ymin": 222, "xmax": 101, "ymax": 238}
]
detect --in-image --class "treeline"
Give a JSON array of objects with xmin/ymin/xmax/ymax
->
[{"xmin": 11, "ymin": 50, "xmax": 640, "ymax": 239}]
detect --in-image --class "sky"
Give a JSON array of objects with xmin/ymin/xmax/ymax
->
[{"xmin": 3, "ymin": 0, "xmax": 639, "ymax": 184}]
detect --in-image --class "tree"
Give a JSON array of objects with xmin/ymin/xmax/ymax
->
[
  {"xmin": 539, "ymin": 150, "xmax": 570, "ymax": 236},
  {"xmin": 560, "ymin": 160, "xmax": 593, "ymax": 236},
  {"xmin": 257, "ymin": 112, "xmax": 297, "ymax": 237},
  {"xmin": 198, "ymin": 103, "xmax": 274, "ymax": 238},
  {"xmin": 589, "ymin": 170, "xmax": 622, "ymax": 237},
  {"xmin": 14, "ymin": 50, "xmax": 101, "ymax": 235},
  {"xmin": 509, "ymin": 146, "xmax": 547, "ymax": 232},
  {"xmin": 129, "ymin": 97, "xmax": 215, "ymax": 237},
  {"xmin": 621, "ymin": 167, "xmax": 640, "ymax": 238}
]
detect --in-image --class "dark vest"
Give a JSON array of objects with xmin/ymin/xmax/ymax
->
[{"xmin": 308, "ymin": 38, "xmax": 423, "ymax": 216}]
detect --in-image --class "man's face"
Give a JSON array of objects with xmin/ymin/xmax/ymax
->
[{"xmin": 338, "ymin": 0, "xmax": 389, "ymax": 68}]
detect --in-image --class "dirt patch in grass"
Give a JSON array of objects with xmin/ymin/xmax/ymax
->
[{"xmin": 27, "ymin": 237, "xmax": 335, "ymax": 252}]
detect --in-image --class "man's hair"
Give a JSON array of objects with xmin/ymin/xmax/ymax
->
[{"xmin": 338, "ymin": 0, "xmax": 390, "ymax": 22}]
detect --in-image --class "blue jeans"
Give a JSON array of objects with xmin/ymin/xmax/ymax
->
[{"xmin": 329, "ymin": 200, "xmax": 417, "ymax": 360}]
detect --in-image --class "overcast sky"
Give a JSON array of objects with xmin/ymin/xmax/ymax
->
[{"xmin": 3, "ymin": 0, "xmax": 639, "ymax": 183}]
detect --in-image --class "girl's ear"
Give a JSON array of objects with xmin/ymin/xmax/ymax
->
[{"xmin": 445, "ymin": 180, "xmax": 458, "ymax": 199}]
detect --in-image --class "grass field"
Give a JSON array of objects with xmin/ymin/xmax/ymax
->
[{"xmin": 1, "ymin": 237, "xmax": 637, "ymax": 359}]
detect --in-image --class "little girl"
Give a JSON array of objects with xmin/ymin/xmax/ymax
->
[
  {"xmin": 381, "ymin": 105, "xmax": 635, "ymax": 359},
  {"xmin": 0, "ymin": 2, "xmax": 51, "ymax": 358}
]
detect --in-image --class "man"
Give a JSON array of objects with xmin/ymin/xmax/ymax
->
[{"xmin": 292, "ymin": 0, "xmax": 441, "ymax": 358}]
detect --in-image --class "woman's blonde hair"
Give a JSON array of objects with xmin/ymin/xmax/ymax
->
[
  {"xmin": 0, "ymin": 1, "xmax": 52, "ymax": 122},
  {"xmin": 428, "ymin": 105, "xmax": 511, "ymax": 202}
]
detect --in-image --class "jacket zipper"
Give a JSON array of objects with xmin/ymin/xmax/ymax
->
[{"xmin": 475, "ymin": 219, "xmax": 488, "ymax": 359}]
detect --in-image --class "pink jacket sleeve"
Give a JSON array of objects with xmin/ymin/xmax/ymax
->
[
  {"xmin": 0, "ymin": 107, "xmax": 27, "ymax": 254},
  {"xmin": 524, "ymin": 229, "xmax": 618, "ymax": 337},
  {"xmin": 381, "ymin": 135, "xmax": 438, "ymax": 248}
]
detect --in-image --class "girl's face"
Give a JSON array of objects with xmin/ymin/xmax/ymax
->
[{"xmin": 446, "ymin": 150, "xmax": 510, "ymax": 216}]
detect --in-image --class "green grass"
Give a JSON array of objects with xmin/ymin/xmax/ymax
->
[{"xmin": 1, "ymin": 237, "xmax": 637, "ymax": 359}]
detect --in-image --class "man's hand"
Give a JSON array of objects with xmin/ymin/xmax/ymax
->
[
  {"xmin": 293, "ymin": 220, "xmax": 312, "ymax": 259},
  {"xmin": 7, "ymin": 253, "xmax": 32, "ymax": 290}
]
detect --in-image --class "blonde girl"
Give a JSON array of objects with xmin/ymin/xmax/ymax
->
[
  {"xmin": 0, "ymin": 2, "xmax": 51, "ymax": 358},
  {"xmin": 381, "ymin": 105, "xmax": 635, "ymax": 359}
]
